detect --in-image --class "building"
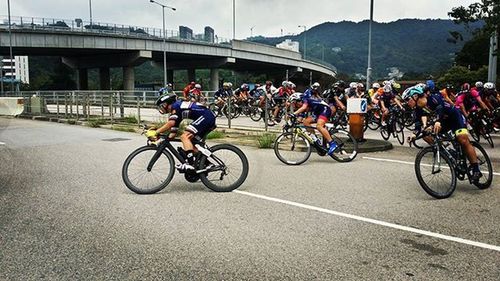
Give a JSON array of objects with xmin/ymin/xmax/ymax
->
[
  {"xmin": 204, "ymin": 26, "xmax": 214, "ymax": 43},
  {"xmin": 179, "ymin": 26, "xmax": 193, "ymax": 40},
  {"xmin": 1, "ymin": 56, "xmax": 30, "ymax": 85},
  {"xmin": 276, "ymin": 39, "xmax": 299, "ymax": 52}
]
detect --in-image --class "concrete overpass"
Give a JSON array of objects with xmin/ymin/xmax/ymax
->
[{"xmin": 0, "ymin": 16, "xmax": 336, "ymax": 90}]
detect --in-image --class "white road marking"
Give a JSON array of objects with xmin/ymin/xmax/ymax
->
[
  {"xmin": 362, "ymin": 156, "xmax": 500, "ymax": 176},
  {"xmin": 0, "ymin": 142, "xmax": 5, "ymax": 145},
  {"xmin": 233, "ymin": 190, "xmax": 500, "ymax": 253}
]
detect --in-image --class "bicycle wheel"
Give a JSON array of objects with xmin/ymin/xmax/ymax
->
[
  {"xmin": 329, "ymin": 129, "xmax": 358, "ymax": 162},
  {"xmin": 122, "ymin": 145, "xmax": 175, "ymax": 194},
  {"xmin": 415, "ymin": 146, "xmax": 456, "ymax": 199},
  {"xmin": 274, "ymin": 132, "xmax": 311, "ymax": 165},
  {"xmin": 199, "ymin": 144, "xmax": 249, "ymax": 192},
  {"xmin": 380, "ymin": 126, "xmax": 390, "ymax": 140},
  {"xmin": 249, "ymin": 107, "xmax": 262, "ymax": 122},
  {"xmin": 470, "ymin": 142, "xmax": 493, "ymax": 189},
  {"xmin": 367, "ymin": 114, "xmax": 380, "ymax": 130},
  {"xmin": 395, "ymin": 121, "xmax": 405, "ymax": 145},
  {"xmin": 209, "ymin": 103, "xmax": 223, "ymax": 117}
]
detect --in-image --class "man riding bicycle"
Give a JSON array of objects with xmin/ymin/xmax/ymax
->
[
  {"xmin": 403, "ymin": 86, "xmax": 483, "ymax": 182},
  {"xmin": 147, "ymin": 89, "xmax": 216, "ymax": 172},
  {"xmin": 289, "ymin": 92, "xmax": 338, "ymax": 155}
]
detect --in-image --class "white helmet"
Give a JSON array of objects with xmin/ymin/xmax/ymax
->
[
  {"xmin": 312, "ymin": 82, "xmax": 320, "ymax": 88},
  {"xmin": 289, "ymin": 92, "xmax": 304, "ymax": 102},
  {"xmin": 357, "ymin": 82, "xmax": 365, "ymax": 89},
  {"xmin": 349, "ymin": 82, "xmax": 357, "ymax": 89},
  {"xmin": 194, "ymin": 83, "xmax": 201, "ymax": 89},
  {"xmin": 475, "ymin": 81, "xmax": 484, "ymax": 88},
  {"xmin": 372, "ymin": 83, "xmax": 380, "ymax": 89},
  {"xmin": 383, "ymin": 85, "xmax": 392, "ymax": 93},
  {"xmin": 484, "ymin": 82, "xmax": 495, "ymax": 90},
  {"xmin": 383, "ymin": 80, "xmax": 391, "ymax": 86},
  {"xmin": 282, "ymin": 80, "xmax": 289, "ymax": 87},
  {"xmin": 289, "ymin": 82, "xmax": 296, "ymax": 89}
]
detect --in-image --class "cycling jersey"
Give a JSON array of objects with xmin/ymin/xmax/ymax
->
[
  {"xmin": 304, "ymin": 88, "xmax": 321, "ymax": 100},
  {"xmin": 415, "ymin": 94, "xmax": 466, "ymax": 135},
  {"xmin": 455, "ymin": 90, "xmax": 481, "ymax": 112},
  {"xmin": 379, "ymin": 91, "xmax": 396, "ymax": 105},
  {"xmin": 170, "ymin": 101, "xmax": 216, "ymax": 137},
  {"xmin": 214, "ymin": 88, "xmax": 232, "ymax": 99},
  {"xmin": 303, "ymin": 97, "xmax": 331, "ymax": 121}
]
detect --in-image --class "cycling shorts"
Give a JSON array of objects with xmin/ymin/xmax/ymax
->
[
  {"xmin": 185, "ymin": 111, "xmax": 216, "ymax": 138},
  {"xmin": 312, "ymin": 106, "xmax": 332, "ymax": 122},
  {"xmin": 441, "ymin": 110, "xmax": 467, "ymax": 136}
]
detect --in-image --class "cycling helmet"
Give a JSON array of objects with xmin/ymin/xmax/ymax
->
[
  {"xmin": 155, "ymin": 93, "xmax": 177, "ymax": 107},
  {"xmin": 158, "ymin": 87, "xmax": 168, "ymax": 95},
  {"xmin": 190, "ymin": 81, "xmax": 196, "ymax": 86},
  {"xmin": 357, "ymin": 82, "xmax": 365, "ymax": 89},
  {"xmin": 461, "ymin": 83, "xmax": 471, "ymax": 91},
  {"xmin": 445, "ymin": 83, "xmax": 454, "ymax": 90},
  {"xmin": 282, "ymin": 80, "xmax": 289, "ymax": 87},
  {"xmin": 484, "ymin": 82, "xmax": 495, "ymax": 90},
  {"xmin": 372, "ymin": 82, "xmax": 380, "ymax": 89},
  {"xmin": 289, "ymin": 82, "xmax": 296, "ymax": 89},
  {"xmin": 289, "ymin": 92, "xmax": 304, "ymax": 102},
  {"xmin": 383, "ymin": 85, "xmax": 392, "ymax": 93},
  {"xmin": 241, "ymin": 83, "xmax": 249, "ymax": 90},
  {"xmin": 426, "ymin": 80, "xmax": 435, "ymax": 90},
  {"xmin": 402, "ymin": 87, "xmax": 424, "ymax": 101},
  {"xmin": 475, "ymin": 81, "xmax": 484, "ymax": 88},
  {"xmin": 312, "ymin": 82, "xmax": 320, "ymax": 89},
  {"xmin": 194, "ymin": 84, "xmax": 201, "ymax": 89},
  {"xmin": 383, "ymin": 80, "xmax": 391, "ymax": 86}
]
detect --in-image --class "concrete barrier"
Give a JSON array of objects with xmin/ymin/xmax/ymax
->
[{"xmin": 0, "ymin": 97, "xmax": 25, "ymax": 116}]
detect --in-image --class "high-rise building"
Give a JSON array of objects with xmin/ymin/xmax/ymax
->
[
  {"xmin": 1, "ymin": 56, "xmax": 29, "ymax": 84},
  {"xmin": 204, "ymin": 26, "xmax": 214, "ymax": 43},
  {"xmin": 276, "ymin": 40, "xmax": 300, "ymax": 52},
  {"xmin": 179, "ymin": 26, "xmax": 193, "ymax": 40}
]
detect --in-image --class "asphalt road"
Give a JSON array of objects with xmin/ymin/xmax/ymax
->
[{"xmin": 1, "ymin": 117, "xmax": 499, "ymax": 280}]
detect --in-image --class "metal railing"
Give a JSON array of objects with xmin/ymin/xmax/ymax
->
[
  {"xmin": 4, "ymin": 90, "xmax": 286, "ymax": 131},
  {"xmin": 0, "ymin": 15, "xmax": 232, "ymax": 44}
]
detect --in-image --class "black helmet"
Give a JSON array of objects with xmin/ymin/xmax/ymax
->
[{"xmin": 155, "ymin": 93, "xmax": 177, "ymax": 107}]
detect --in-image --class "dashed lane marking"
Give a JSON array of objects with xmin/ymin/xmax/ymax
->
[
  {"xmin": 362, "ymin": 156, "xmax": 500, "ymax": 176},
  {"xmin": 233, "ymin": 190, "xmax": 500, "ymax": 253}
]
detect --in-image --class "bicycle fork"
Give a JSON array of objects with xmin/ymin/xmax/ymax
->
[{"xmin": 431, "ymin": 147, "xmax": 442, "ymax": 174}]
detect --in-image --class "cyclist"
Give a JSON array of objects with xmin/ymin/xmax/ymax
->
[
  {"xmin": 440, "ymin": 83, "xmax": 456, "ymax": 105},
  {"xmin": 289, "ymin": 92, "xmax": 338, "ymax": 155},
  {"xmin": 189, "ymin": 83, "xmax": 205, "ymax": 103},
  {"xmin": 403, "ymin": 86, "xmax": 483, "ymax": 182},
  {"xmin": 182, "ymin": 81, "xmax": 196, "ymax": 100},
  {"xmin": 455, "ymin": 83, "xmax": 489, "ymax": 118},
  {"xmin": 368, "ymin": 82, "xmax": 380, "ymax": 98},
  {"xmin": 234, "ymin": 83, "xmax": 250, "ymax": 103},
  {"xmin": 214, "ymin": 82, "xmax": 233, "ymax": 112},
  {"xmin": 258, "ymin": 80, "xmax": 277, "ymax": 108},
  {"xmin": 147, "ymin": 91, "xmax": 216, "ymax": 172},
  {"xmin": 483, "ymin": 82, "xmax": 499, "ymax": 110},
  {"xmin": 380, "ymin": 84, "xmax": 404, "ymax": 126},
  {"xmin": 304, "ymin": 82, "xmax": 322, "ymax": 100},
  {"xmin": 270, "ymin": 81, "xmax": 292, "ymax": 125}
]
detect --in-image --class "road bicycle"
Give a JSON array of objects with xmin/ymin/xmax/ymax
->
[
  {"xmin": 122, "ymin": 126, "xmax": 249, "ymax": 194},
  {"xmin": 467, "ymin": 110, "xmax": 495, "ymax": 148},
  {"xmin": 274, "ymin": 116, "xmax": 358, "ymax": 165},
  {"xmin": 414, "ymin": 131, "xmax": 493, "ymax": 199},
  {"xmin": 380, "ymin": 105, "xmax": 405, "ymax": 145}
]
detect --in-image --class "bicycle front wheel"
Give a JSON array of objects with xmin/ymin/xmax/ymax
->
[
  {"xmin": 329, "ymin": 129, "xmax": 358, "ymax": 162},
  {"xmin": 471, "ymin": 141, "xmax": 493, "ymax": 189},
  {"xmin": 122, "ymin": 145, "xmax": 176, "ymax": 194},
  {"xmin": 415, "ymin": 146, "xmax": 456, "ymax": 199},
  {"xmin": 199, "ymin": 144, "xmax": 249, "ymax": 192},
  {"xmin": 274, "ymin": 132, "xmax": 311, "ymax": 165}
]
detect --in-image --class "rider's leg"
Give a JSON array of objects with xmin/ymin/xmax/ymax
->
[
  {"xmin": 316, "ymin": 118, "xmax": 332, "ymax": 143},
  {"xmin": 456, "ymin": 129, "xmax": 482, "ymax": 181}
]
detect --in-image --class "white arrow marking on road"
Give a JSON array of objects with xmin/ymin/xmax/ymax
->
[
  {"xmin": 363, "ymin": 156, "xmax": 500, "ymax": 176},
  {"xmin": 234, "ymin": 190, "xmax": 500, "ymax": 253}
]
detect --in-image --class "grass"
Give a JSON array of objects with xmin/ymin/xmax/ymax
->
[
  {"xmin": 86, "ymin": 118, "xmax": 107, "ymax": 128},
  {"xmin": 206, "ymin": 130, "xmax": 225, "ymax": 139},
  {"xmin": 123, "ymin": 114, "xmax": 138, "ymax": 124},
  {"xmin": 257, "ymin": 133, "xmax": 276, "ymax": 149},
  {"xmin": 112, "ymin": 125, "xmax": 136, "ymax": 133}
]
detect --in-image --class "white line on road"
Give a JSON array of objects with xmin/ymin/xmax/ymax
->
[
  {"xmin": 0, "ymin": 142, "xmax": 5, "ymax": 145},
  {"xmin": 362, "ymin": 156, "xmax": 500, "ymax": 176},
  {"xmin": 233, "ymin": 190, "xmax": 500, "ymax": 253}
]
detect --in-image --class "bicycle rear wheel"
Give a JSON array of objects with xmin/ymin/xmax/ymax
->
[
  {"xmin": 380, "ymin": 126, "xmax": 390, "ymax": 140},
  {"xmin": 471, "ymin": 141, "xmax": 493, "ymax": 189},
  {"xmin": 415, "ymin": 146, "xmax": 456, "ymax": 199},
  {"xmin": 395, "ymin": 122, "xmax": 405, "ymax": 145},
  {"xmin": 329, "ymin": 129, "xmax": 358, "ymax": 162},
  {"xmin": 199, "ymin": 144, "xmax": 249, "ymax": 192},
  {"xmin": 122, "ymin": 145, "xmax": 175, "ymax": 194},
  {"xmin": 274, "ymin": 132, "xmax": 311, "ymax": 165}
]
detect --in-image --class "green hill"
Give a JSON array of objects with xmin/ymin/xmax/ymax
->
[{"xmin": 250, "ymin": 19, "xmax": 482, "ymax": 79}]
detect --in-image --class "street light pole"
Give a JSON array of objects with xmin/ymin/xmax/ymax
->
[
  {"xmin": 8, "ymin": 0, "xmax": 14, "ymax": 92},
  {"xmin": 250, "ymin": 25, "xmax": 255, "ymax": 38},
  {"xmin": 366, "ymin": 0, "xmax": 374, "ymax": 88},
  {"xmin": 298, "ymin": 25, "xmax": 307, "ymax": 60},
  {"xmin": 232, "ymin": 0, "xmax": 235, "ymax": 40},
  {"xmin": 150, "ymin": 0, "xmax": 176, "ymax": 87},
  {"xmin": 89, "ymin": 0, "xmax": 93, "ymax": 27}
]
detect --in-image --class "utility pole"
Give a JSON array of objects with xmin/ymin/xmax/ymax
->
[
  {"xmin": 366, "ymin": 0, "xmax": 374, "ymax": 88},
  {"xmin": 8, "ymin": 0, "xmax": 14, "ymax": 92},
  {"xmin": 298, "ymin": 25, "xmax": 307, "ymax": 60},
  {"xmin": 150, "ymin": 0, "xmax": 176, "ymax": 87},
  {"xmin": 488, "ymin": 31, "xmax": 498, "ymax": 82}
]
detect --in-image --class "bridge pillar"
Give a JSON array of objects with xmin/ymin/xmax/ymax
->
[
  {"xmin": 210, "ymin": 68, "xmax": 220, "ymax": 91},
  {"xmin": 167, "ymin": 70, "xmax": 174, "ymax": 86},
  {"xmin": 77, "ymin": 69, "xmax": 88, "ymax": 90},
  {"xmin": 123, "ymin": 66, "xmax": 135, "ymax": 91},
  {"xmin": 187, "ymin": 69, "xmax": 196, "ymax": 83},
  {"xmin": 99, "ymin": 67, "xmax": 111, "ymax": 90}
]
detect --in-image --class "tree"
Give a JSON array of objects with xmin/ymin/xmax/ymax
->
[{"xmin": 449, "ymin": 1, "xmax": 500, "ymax": 36}]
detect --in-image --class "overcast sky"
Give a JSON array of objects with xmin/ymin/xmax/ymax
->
[{"xmin": 1, "ymin": 0, "xmax": 478, "ymax": 39}]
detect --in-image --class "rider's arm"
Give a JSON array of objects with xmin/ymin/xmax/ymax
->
[
  {"xmin": 293, "ymin": 103, "xmax": 309, "ymax": 115},
  {"xmin": 335, "ymin": 97, "xmax": 345, "ymax": 110},
  {"xmin": 156, "ymin": 109, "xmax": 180, "ymax": 138}
]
